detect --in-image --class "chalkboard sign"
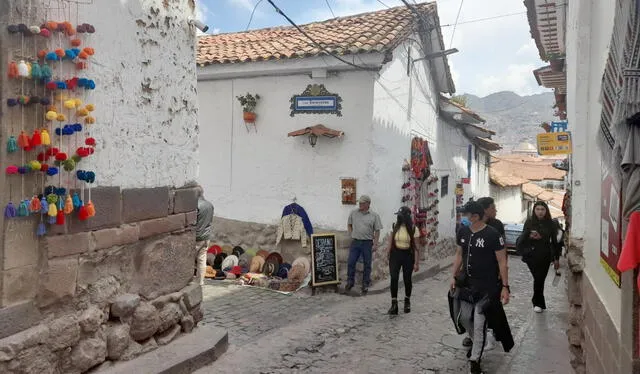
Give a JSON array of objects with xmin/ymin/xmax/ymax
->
[{"xmin": 310, "ymin": 234, "xmax": 339, "ymax": 287}]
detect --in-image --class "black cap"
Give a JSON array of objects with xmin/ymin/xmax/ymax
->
[
  {"xmin": 395, "ymin": 206, "xmax": 412, "ymax": 216},
  {"xmin": 461, "ymin": 201, "xmax": 484, "ymax": 216}
]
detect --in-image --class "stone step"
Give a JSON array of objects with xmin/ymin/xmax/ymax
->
[{"xmin": 94, "ymin": 325, "xmax": 228, "ymax": 374}]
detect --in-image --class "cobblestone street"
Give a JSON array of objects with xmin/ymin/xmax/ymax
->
[{"xmin": 197, "ymin": 257, "xmax": 571, "ymax": 373}]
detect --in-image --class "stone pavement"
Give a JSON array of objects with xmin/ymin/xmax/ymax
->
[{"xmin": 196, "ymin": 257, "xmax": 572, "ymax": 373}]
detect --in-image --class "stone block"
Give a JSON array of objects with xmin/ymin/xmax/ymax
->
[
  {"xmin": 78, "ymin": 246, "xmax": 134, "ymax": 290},
  {"xmin": 110, "ymin": 294, "xmax": 141, "ymax": 319},
  {"xmin": 173, "ymin": 188, "xmax": 198, "ymax": 214},
  {"xmin": 45, "ymin": 232, "xmax": 91, "ymax": 259},
  {"xmin": 181, "ymin": 284, "xmax": 202, "ymax": 310},
  {"xmin": 49, "ymin": 315, "xmax": 80, "ymax": 351},
  {"xmin": 3, "ymin": 219, "xmax": 38, "ymax": 270},
  {"xmin": 87, "ymin": 276, "xmax": 121, "ymax": 308},
  {"xmin": 190, "ymin": 304, "xmax": 203, "ymax": 324},
  {"xmin": 79, "ymin": 306, "xmax": 104, "ymax": 333},
  {"xmin": 122, "ymin": 187, "xmax": 170, "ymax": 223},
  {"xmin": 120, "ymin": 337, "xmax": 157, "ymax": 361},
  {"xmin": 93, "ymin": 225, "xmax": 140, "ymax": 251},
  {"xmin": 0, "ymin": 324, "xmax": 49, "ymax": 361},
  {"xmin": 129, "ymin": 302, "xmax": 160, "ymax": 342},
  {"xmin": 568, "ymin": 272, "xmax": 583, "ymax": 306},
  {"xmin": 157, "ymin": 303, "xmax": 182, "ymax": 333},
  {"xmin": 138, "ymin": 214, "xmax": 186, "ymax": 239},
  {"xmin": 130, "ymin": 230, "xmax": 196, "ymax": 300},
  {"xmin": 151, "ymin": 292, "xmax": 183, "ymax": 309},
  {"xmin": 155, "ymin": 324, "xmax": 181, "ymax": 346},
  {"xmin": 185, "ymin": 211, "xmax": 197, "ymax": 226},
  {"xmin": 67, "ymin": 187, "xmax": 122, "ymax": 233},
  {"xmin": 567, "ymin": 325, "xmax": 583, "ymax": 346},
  {"xmin": 8, "ymin": 345, "xmax": 56, "ymax": 374},
  {"xmin": 71, "ymin": 337, "xmax": 107, "ymax": 372},
  {"xmin": 2, "ymin": 264, "xmax": 38, "ymax": 306},
  {"xmin": 0, "ymin": 301, "xmax": 42, "ymax": 339},
  {"xmin": 37, "ymin": 257, "xmax": 79, "ymax": 308},
  {"xmin": 180, "ymin": 315, "xmax": 194, "ymax": 334},
  {"xmin": 106, "ymin": 323, "xmax": 130, "ymax": 360}
]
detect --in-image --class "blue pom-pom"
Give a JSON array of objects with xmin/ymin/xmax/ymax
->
[
  {"xmin": 64, "ymin": 49, "xmax": 76, "ymax": 59},
  {"xmin": 4, "ymin": 202, "xmax": 16, "ymax": 218},
  {"xmin": 37, "ymin": 222, "xmax": 46, "ymax": 236},
  {"xmin": 55, "ymin": 128, "xmax": 62, "ymax": 136},
  {"xmin": 77, "ymin": 170, "xmax": 86, "ymax": 181},
  {"xmin": 72, "ymin": 192, "xmax": 81, "ymax": 209},
  {"xmin": 72, "ymin": 48, "xmax": 81, "ymax": 56},
  {"xmin": 41, "ymin": 64, "xmax": 52, "ymax": 78},
  {"xmin": 73, "ymin": 123, "xmax": 83, "ymax": 132},
  {"xmin": 87, "ymin": 80, "xmax": 96, "ymax": 90},
  {"xmin": 78, "ymin": 78, "xmax": 88, "ymax": 87},
  {"xmin": 45, "ymin": 52, "xmax": 58, "ymax": 61},
  {"xmin": 44, "ymin": 186, "xmax": 55, "ymax": 195},
  {"xmin": 48, "ymin": 215, "xmax": 56, "ymax": 224},
  {"xmin": 62, "ymin": 126, "xmax": 74, "ymax": 135},
  {"xmin": 7, "ymin": 98, "xmax": 18, "ymax": 107},
  {"xmin": 56, "ymin": 188, "xmax": 66, "ymax": 196},
  {"xmin": 40, "ymin": 197, "xmax": 48, "ymax": 214},
  {"xmin": 18, "ymin": 166, "xmax": 28, "ymax": 174},
  {"xmin": 40, "ymin": 97, "xmax": 51, "ymax": 106},
  {"xmin": 86, "ymin": 171, "xmax": 96, "ymax": 183},
  {"xmin": 46, "ymin": 167, "xmax": 58, "ymax": 176},
  {"xmin": 17, "ymin": 201, "xmax": 29, "ymax": 217},
  {"xmin": 56, "ymin": 81, "xmax": 67, "ymax": 89}
]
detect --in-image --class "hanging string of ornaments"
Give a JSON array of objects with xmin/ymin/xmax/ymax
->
[{"xmin": 4, "ymin": 5, "xmax": 98, "ymax": 236}]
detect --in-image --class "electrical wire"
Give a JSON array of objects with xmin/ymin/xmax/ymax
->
[
  {"xmin": 449, "ymin": 0, "xmax": 464, "ymax": 48},
  {"xmin": 324, "ymin": 0, "xmax": 336, "ymax": 18},
  {"xmin": 246, "ymin": 0, "xmax": 264, "ymax": 31}
]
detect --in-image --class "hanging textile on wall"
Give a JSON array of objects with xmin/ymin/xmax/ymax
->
[
  {"xmin": 410, "ymin": 137, "xmax": 432, "ymax": 181},
  {"xmin": 276, "ymin": 202, "xmax": 313, "ymax": 247}
]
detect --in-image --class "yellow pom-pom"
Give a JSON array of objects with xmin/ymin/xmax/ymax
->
[
  {"xmin": 63, "ymin": 99, "xmax": 76, "ymax": 109},
  {"xmin": 47, "ymin": 105, "xmax": 57, "ymax": 112},
  {"xmin": 45, "ymin": 111, "xmax": 57, "ymax": 121},
  {"xmin": 54, "ymin": 93, "xmax": 66, "ymax": 102},
  {"xmin": 76, "ymin": 108, "xmax": 89, "ymax": 117},
  {"xmin": 29, "ymin": 160, "xmax": 41, "ymax": 171},
  {"xmin": 57, "ymin": 113, "xmax": 66, "ymax": 122},
  {"xmin": 85, "ymin": 104, "xmax": 95, "ymax": 112},
  {"xmin": 48, "ymin": 203, "xmax": 57, "ymax": 217},
  {"xmin": 74, "ymin": 98, "xmax": 83, "ymax": 107},
  {"xmin": 85, "ymin": 116, "xmax": 96, "ymax": 125}
]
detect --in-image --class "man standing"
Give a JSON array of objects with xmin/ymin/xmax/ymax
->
[
  {"xmin": 346, "ymin": 195, "xmax": 383, "ymax": 295},
  {"xmin": 195, "ymin": 185, "xmax": 214, "ymax": 286},
  {"xmin": 451, "ymin": 201, "xmax": 511, "ymax": 374}
]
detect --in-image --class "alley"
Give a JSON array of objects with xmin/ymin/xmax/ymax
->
[{"xmin": 197, "ymin": 257, "xmax": 571, "ymax": 373}]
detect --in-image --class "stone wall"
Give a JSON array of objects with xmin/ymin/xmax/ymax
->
[{"xmin": 0, "ymin": 186, "xmax": 204, "ymax": 373}]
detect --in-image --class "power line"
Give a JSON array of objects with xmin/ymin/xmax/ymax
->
[
  {"xmin": 324, "ymin": 0, "xmax": 336, "ymax": 18},
  {"xmin": 440, "ymin": 11, "xmax": 525, "ymax": 27},
  {"xmin": 376, "ymin": 0, "xmax": 391, "ymax": 8},
  {"xmin": 449, "ymin": 0, "xmax": 464, "ymax": 48},
  {"xmin": 265, "ymin": 0, "xmax": 375, "ymax": 71},
  {"xmin": 246, "ymin": 0, "xmax": 264, "ymax": 31}
]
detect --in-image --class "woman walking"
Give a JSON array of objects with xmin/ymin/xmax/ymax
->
[
  {"xmin": 387, "ymin": 206, "xmax": 420, "ymax": 315},
  {"xmin": 519, "ymin": 201, "xmax": 560, "ymax": 313}
]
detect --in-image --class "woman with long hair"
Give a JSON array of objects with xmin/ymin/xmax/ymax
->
[
  {"xmin": 387, "ymin": 206, "xmax": 420, "ymax": 315},
  {"xmin": 520, "ymin": 201, "xmax": 560, "ymax": 313}
]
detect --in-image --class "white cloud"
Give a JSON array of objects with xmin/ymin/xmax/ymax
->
[
  {"xmin": 516, "ymin": 40, "xmax": 538, "ymax": 58},
  {"xmin": 228, "ymin": 0, "xmax": 258, "ymax": 12},
  {"xmin": 477, "ymin": 64, "xmax": 545, "ymax": 97}
]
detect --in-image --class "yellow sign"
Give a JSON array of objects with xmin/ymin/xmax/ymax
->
[
  {"xmin": 600, "ymin": 257, "xmax": 621, "ymax": 287},
  {"xmin": 536, "ymin": 132, "xmax": 572, "ymax": 155}
]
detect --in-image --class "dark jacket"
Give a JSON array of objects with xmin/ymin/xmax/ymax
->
[
  {"xmin": 448, "ymin": 289, "xmax": 515, "ymax": 353},
  {"xmin": 519, "ymin": 219, "xmax": 560, "ymax": 263}
]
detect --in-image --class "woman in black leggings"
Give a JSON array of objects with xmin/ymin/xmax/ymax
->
[{"xmin": 387, "ymin": 206, "xmax": 420, "ymax": 315}]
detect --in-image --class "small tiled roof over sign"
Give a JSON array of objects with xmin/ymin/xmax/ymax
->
[{"xmin": 197, "ymin": 3, "xmax": 437, "ymax": 66}]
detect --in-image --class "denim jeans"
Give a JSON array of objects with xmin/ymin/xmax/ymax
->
[{"xmin": 347, "ymin": 239, "xmax": 373, "ymax": 288}]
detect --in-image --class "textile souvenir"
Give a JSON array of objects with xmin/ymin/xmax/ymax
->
[
  {"xmin": 221, "ymin": 245, "xmax": 233, "ymax": 255},
  {"xmin": 250, "ymin": 256, "xmax": 265, "ymax": 273},
  {"xmin": 291, "ymin": 257, "xmax": 310, "ymax": 275},
  {"xmin": 617, "ymin": 211, "xmax": 640, "ymax": 290},
  {"xmin": 276, "ymin": 214, "xmax": 308, "ymax": 247},
  {"xmin": 245, "ymin": 248, "xmax": 258, "ymax": 256},
  {"xmin": 263, "ymin": 258, "xmax": 280, "ymax": 276},
  {"xmin": 205, "ymin": 266, "xmax": 216, "ymax": 279},
  {"xmin": 213, "ymin": 253, "xmax": 227, "ymax": 270},
  {"xmin": 207, "ymin": 245, "xmax": 222, "ymax": 255},
  {"xmin": 238, "ymin": 253, "xmax": 252, "ymax": 269},
  {"xmin": 206, "ymin": 253, "xmax": 217, "ymax": 267},
  {"xmin": 256, "ymin": 249, "xmax": 269, "ymax": 259},
  {"xmin": 288, "ymin": 264, "xmax": 307, "ymax": 282},
  {"xmin": 281, "ymin": 203, "xmax": 313, "ymax": 236},
  {"xmin": 268, "ymin": 280, "xmax": 281, "ymax": 290},
  {"xmin": 224, "ymin": 272, "xmax": 237, "ymax": 279},
  {"xmin": 277, "ymin": 263, "xmax": 292, "ymax": 279},
  {"xmin": 221, "ymin": 255, "xmax": 239, "ymax": 271},
  {"xmin": 266, "ymin": 252, "xmax": 284, "ymax": 265},
  {"xmin": 230, "ymin": 265, "xmax": 243, "ymax": 276},
  {"xmin": 232, "ymin": 246, "xmax": 245, "ymax": 257}
]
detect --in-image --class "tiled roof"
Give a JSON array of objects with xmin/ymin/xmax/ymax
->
[
  {"xmin": 197, "ymin": 3, "xmax": 436, "ymax": 66},
  {"xmin": 473, "ymin": 136, "xmax": 501, "ymax": 152},
  {"xmin": 490, "ymin": 154, "xmax": 566, "ymax": 187}
]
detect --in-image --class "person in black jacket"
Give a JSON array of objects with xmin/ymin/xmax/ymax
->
[
  {"xmin": 451, "ymin": 201, "xmax": 512, "ymax": 374},
  {"xmin": 519, "ymin": 201, "xmax": 560, "ymax": 312}
]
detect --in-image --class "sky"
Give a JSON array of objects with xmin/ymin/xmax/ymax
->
[{"xmin": 195, "ymin": 0, "xmax": 548, "ymax": 98}]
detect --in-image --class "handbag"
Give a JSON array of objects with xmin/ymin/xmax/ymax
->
[{"xmin": 516, "ymin": 234, "xmax": 534, "ymax": 259}]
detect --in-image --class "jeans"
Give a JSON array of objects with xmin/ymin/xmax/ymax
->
[
  {"xmin": 389, "ymin": 249, "xmax": 414, "ymax": 299},
  {"xmin": 460, "ymin": 299, "xmax": 488, "ymax": 362},
  {"xmin": 527, "ymin": 259, "xmax": 551, "ymax": 309},
  {"xmin": 195, "ymin": 240, "xmax": 209, "ymax": 286},
  {"xmin": 347, "ymin": 239, "xmax": 373, "ymax": 288}
]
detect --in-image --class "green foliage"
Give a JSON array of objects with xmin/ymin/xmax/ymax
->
[
  {"xmin": 236, "ymin": 93, "xmax": 261, "ymax": 112},
  {"xmin": 450, "ymin": 95, "xmax": 467, "ymax": 107}
]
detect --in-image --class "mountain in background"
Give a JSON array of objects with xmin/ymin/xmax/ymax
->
[{"xmin": 461, "ymin": 91, "xmax": 556, "ymax": 153}]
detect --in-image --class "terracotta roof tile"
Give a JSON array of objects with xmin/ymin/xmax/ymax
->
[
  {"xmin": 197, "ymin": 3, "xmax": 436, "ymax": 66},
  {"xmin": 490, "ymin": 154, "xmax": 566, "ymax": 183}
]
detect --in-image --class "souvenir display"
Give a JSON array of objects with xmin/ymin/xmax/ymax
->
[{"xmin": 4, "ymin": 9, "xmax": 98, "ymax": 236}]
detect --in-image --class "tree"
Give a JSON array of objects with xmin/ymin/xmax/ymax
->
[{"xmin": 450, "ymin": 95, "xmax": 467, "ymax": 107}]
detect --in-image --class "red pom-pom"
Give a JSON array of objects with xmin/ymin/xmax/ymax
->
[
  {"xmin": 76, "ymin": 62, "xmax": 87, "ymax": 70},
  {"xmin": 55, "ymin": 152, "xmax": 67, "ymax": 161},
  {"xmin": 56, "ymin": 210, "xmax": 65, "ymax": 225},
  {"xmin": 24, "ymin": 145, "xmax": 33, "ymax": 152},
  {"xmin": 46, "ymin": 81, "xmax": 57, "ymax": 90},
  {"xmin": 85, "ymin": 137, "xmax": 96, "ymax": 146},
  {"xmin": 76, "ymin": 147, "xmax": 89, "ymax": 157},
  {"xmin": 45, "ymin": 147, "xmax": 59, "ymax": 156},
  {"xmin": 66, "ymin": 77, "xmax": 78, "ymax": 90},
  {"xmin": 87, "ymin": 147, "xmax": 95, "ymax": 155},
  {"xmin": 31, "ymin": 130, "xmax": 42, "ymax": 146},
  {"xmin": 78, "ymin": 205, "xmax": 89, "ymax": 221},
  {"xmin": 37, "ymin": 152, "xmax": 46, "ymax": 162},
  {"xmin": 40, "ymin": 164, "xmax": 49, "ymax": 172}
]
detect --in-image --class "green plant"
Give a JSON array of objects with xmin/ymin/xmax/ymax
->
[
  {"xmin": 450, "ymin": 95, "xmax": 467, "ymax": 107},
  {"xmin": 236, "ymin": 93, "xmax": 260, "ymax": 113}
]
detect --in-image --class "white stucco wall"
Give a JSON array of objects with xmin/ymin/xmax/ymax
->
[
  {"xmin": 490, "ymin": 184, "xmax": 526, "ymax": 224},
  {"xmin": 566, "ymin": 0, "xmax": 621, "ymax": 328},
  {"xmin": 198, "ymin": 69, "xmax": 376, "ymax": 230},
  {"xmin": 80, "ymin": 0, "xmax": 198, "ymax": 188}
]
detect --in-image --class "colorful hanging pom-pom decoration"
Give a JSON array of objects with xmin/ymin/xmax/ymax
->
[
  {"xmin": 17, "ymin": 200, "xmax": 29, "ymax": 217},
  {"xmin": 4, "ymin": 202, "xmax": 16, "ymax": 218},
  {"xmin": 7, "ymin": 136, "xmax": 18, "ymax": 153},
  {"xmin": 64, "ymin": 194, "xmax": 74, "ymax": 214},
  {"xmin": 41, "ymin": 129, "xmax": 51, "ymax": 145},
  {"xmin": 78, "ymin": 204, "xmax": 89, "ymax": 221},
  {"xmin": 85, "ymin": 200, "xmax": 96, "ymax": 217},
  {"xmin": 72, "ymin": 192, "xmax": 81, "ymax": 209},
  {"xmin": 40, "ymin": 197, "xmax": 48, "ymax": 214},
  {"xmin": 29, "ymin": 196, "xmax": 41, "ymax": 213},
  {"xmin": 56, "ymin": 210, "xmax": 65, "ymax": 225},
  {"xmin": 36, "ymin": 222, "xmax": 46, "ymax": 236}
]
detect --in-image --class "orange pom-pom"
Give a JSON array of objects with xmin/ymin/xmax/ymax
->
[
  {"xmin": 56, "ymin": 113, "xmax": 66, "ymax": 122},
  {"xmin": 76, "ymin": 62, "xmax": 87, "ymax": 70},
  {"xmin": 78, "ymin": 51, "xmax": 89, "ymax": 60},
  {"xmin": 83, "ymin": 48, "xmax": 95, "ymax": 56},
  {"xmin": 45, "ymin": 21, "xmax": 58, "ymax": 31},
  {"xmin": 71, "ymin": 39, "xmax": 82, "ymax": 47},
  {"xmin": 76, "ymin": 108, "xmax": 89, "ymax": 117},
  {"xmin": 55, "ymin": 49, "xmax": 65, "ymax": 58},
  {"xmin": 8, "ymin": 61, "xmax": 18, "ymax": 78},
  {"xmin": 38, "ymin": 49, "xmax": 48, "ymax": 59},
  {"xmin": 84, "ymin": 116, "xmax": 95, "ymax": 125}
]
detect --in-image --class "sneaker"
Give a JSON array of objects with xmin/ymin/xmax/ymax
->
[
  {"xmin": 462, "ymin": 337, "xmax": 473, "ymax": 347},
  {"xmin": 484, "ymin": 332, "xmax": 496, "ymax": 351},
  {"xmin": 469, "ymin": 360, "xmax": 484, "ymax": 374},
  {"xmin": 361, "ymin": 287, "xmax": 368, "ymax": 295},
  {"xmin": 534, "ymin": 306, "xmax": 543, "ymax": 313}
]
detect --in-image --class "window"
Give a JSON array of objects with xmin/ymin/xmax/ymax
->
[{"xmin": 441, "ymin": 175, "xmax": 449, "ymax": 197}]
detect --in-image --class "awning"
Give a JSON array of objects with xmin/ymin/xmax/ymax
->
[{"xmin": 287, "ymin": 124, "xmax": 344, "ymax": 138}]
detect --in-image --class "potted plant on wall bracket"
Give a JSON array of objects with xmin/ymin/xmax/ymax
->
[{"xmin": 236, "ymin": 93, "xmax": 260, "ymax": 124}]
